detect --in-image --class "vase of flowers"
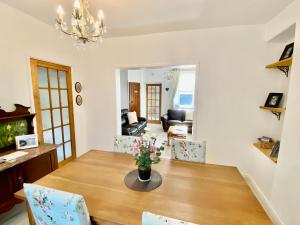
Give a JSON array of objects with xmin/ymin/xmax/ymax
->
[{"xmin": 132, "ymin": 136, "xmax": 164, "ymax": 182}]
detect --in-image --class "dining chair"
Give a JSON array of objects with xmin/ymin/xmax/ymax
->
[
  {"xmin": 113, "ymin": 135, "xmax": 140, "ymax": 154},
  {"xmin": 24, "ymin": 183, "xmax": 91, "ymax": 225},
  {"xmin": 142, "ymin": 212, "xmax": 199, "ymax": 225},
  {"xmin": 171, "ymin": 139, "xmax": 206, "ymax": 163}
]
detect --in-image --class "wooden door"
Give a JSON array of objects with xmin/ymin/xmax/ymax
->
[
  {"xmin": 129, "ymin": 82, "xmax": 140, "ymax": 117},
  {"xmin": 30, "ymin": 59, "xmax": 76, "ymax": 167},
  {"xmin": 146, "ymin": 84, "xmax": 162, "ymax": 124}
]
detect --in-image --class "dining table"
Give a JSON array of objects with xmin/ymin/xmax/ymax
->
[{"xmin": 15, "ymin": 150, "xmax": 272, "ymax": 225}]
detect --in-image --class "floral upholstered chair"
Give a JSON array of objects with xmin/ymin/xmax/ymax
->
[
  {"xmin": 142, "ymin": 212, "xmax": 199, "ymax": 225},
  {"xmin": 171, "ymin": 139, "xmax": 206, "ymax": 163},
  {"xmin": 24, "ymin": 183, "xmax": 91, "ymax": 225},
  {"xmin": 113, "ymin": 135, "xmax": 141, "ymax": 154}
]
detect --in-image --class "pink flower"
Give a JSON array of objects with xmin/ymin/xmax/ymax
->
[
  {"xmin": 150, "ymin": 152, "xmax": 156, "ymax": 160},
  {"xmin": 132, "ymin": 142, "xmax": 140, "ymax": 156}
]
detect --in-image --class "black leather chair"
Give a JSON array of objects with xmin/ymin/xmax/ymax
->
[
  {"xmin": 121, "ymin": 109, "xmax": 147, "ymax": 136},
  {"xmin": 161, "ymin": 109, "xmax": 193, "ymax": 133}
]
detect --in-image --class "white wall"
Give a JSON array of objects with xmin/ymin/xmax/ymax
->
[
  {"xmin": 143, "ymin": 68, "xmax": 173, "ymax": 115},
  {"xmin": 263, "ymin": 1, "xmax": 300, "ymax": 224},
  {"xmin": 0, "ymin": 2, "xmax": 88, "ymax": 157},
  {"xmin": 84, "ymin": 24, "xmax": 286, "ymax": 171},
  {"xmin": 119, "ymin": 69, "xmax": 128, "ymax": 109}
]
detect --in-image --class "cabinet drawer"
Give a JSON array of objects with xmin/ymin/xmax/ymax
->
[{"xmin": 23, "ymin": 152, "xmax": 53, "ymax": 183}]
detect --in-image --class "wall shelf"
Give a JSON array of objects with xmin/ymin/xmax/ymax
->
[
  {"xmin": 253, "ymin": 143, "xmax": 277, "ymax": 163},
  {"xmin": 259, "ymin": 106, "xmax": 286, "ymax": 120},
  {"xmin": 265, "ymin": 57, "xmax": 292, "ymax": 77}
]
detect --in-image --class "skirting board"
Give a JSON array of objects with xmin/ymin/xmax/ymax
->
[{"xmin": 243, "ymin": 173, "xmax": 284, "ymax": 225}]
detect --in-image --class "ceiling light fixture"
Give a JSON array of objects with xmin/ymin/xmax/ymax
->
[{"xmin": 56, "ymin": 0, "xmax": 106, "ymax": 44}]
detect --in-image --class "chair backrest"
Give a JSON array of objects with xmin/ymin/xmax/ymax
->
[
  {"xmin": 142, "ymin": 212, "xmax": 199, "ymax": 225},
  {"xmin": 114, "ymin": 135, "xmax": 141, "ymax": 154},
  {"xmin": 24, "ymin": 183, "xmax": 91, "ymax": 225},
  {"xmin": 171, "ymin": 139, "xmax": 206, "ymax": 163}
]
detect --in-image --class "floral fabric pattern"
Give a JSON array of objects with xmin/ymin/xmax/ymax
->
[
  {"xmin": 142, "ymin": 212, "xmax": 199, "ymax": 225},
  {"xmin": 171, "ymin": 139, "xmax": 206, "ymax": 163},
  {"xmin": 24, "ymin": 183, "xmax": 91, "ymax": 225},
  {"xmin": 0, "ymin": 119, "xmax": 28, "ymax": 148},
  {"xmin": 113, "ymin": 135, "xmax": 141, "ymax": 154}
]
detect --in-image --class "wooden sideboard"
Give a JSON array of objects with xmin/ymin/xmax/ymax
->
[{"xmin": 0, "ymin": 144, "xmax": 58, "ymax": 213}]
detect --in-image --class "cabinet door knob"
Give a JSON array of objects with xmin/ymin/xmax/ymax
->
[{"xmin": 18, "ymin": 176, "xmax": 23, "ymax": 185}]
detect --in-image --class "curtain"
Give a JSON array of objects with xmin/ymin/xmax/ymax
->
[{"xmin": 169, "ymin": 69, "xmax": 180, "ymax": 109}]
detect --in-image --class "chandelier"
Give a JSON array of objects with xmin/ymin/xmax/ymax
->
[{"xmin": 56, "ymin": 0, "xmax": 107, "ymax": 44}]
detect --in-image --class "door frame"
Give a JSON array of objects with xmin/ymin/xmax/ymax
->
[
  {"xmin": 146, "ymin": 83, "xmax": 162, "ymax": 124},
  {"xmin": 30, "ymin": 58, "xmax": 77, "ymax": 167},
  {"xmin": 128, "ymin": 82, "xmax": 141, "ymax": 117}
]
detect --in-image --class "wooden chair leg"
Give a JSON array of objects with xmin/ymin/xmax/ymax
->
[{"xmin": 25, "ymin": 200, "xmax": 35, "ymax": 225}]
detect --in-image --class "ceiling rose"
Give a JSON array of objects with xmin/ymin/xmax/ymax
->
[{"xmin": 56, "ymin": 0, "xmax": 106, "ymax": 44}]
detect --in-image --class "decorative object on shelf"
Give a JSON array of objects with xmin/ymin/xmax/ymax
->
[
  {"xmin": 76, "ymin": 95, "xmax": 83, "ymax": 106},
  {"xmin": 15, "ymin": 134, "xmax": 38, "ymax": 150},
  {"xmin": 264, "ymin": 93, "xmax": 283, "ymax": 108},
  {"xmin": 75, "ymin": 82, "xmax": 82, "ymax": 93},
  {"xmin": 257, "ymin": 136, "xmax": 275, "ymax": 149},
  {"xmin": 132, "ymin": 136, "xmax": 164, "ymax": 182},
  {"xmin": 0, "ymin": 104, "xmax": 35, "ymax": 151},
  {"xmin": 56, "ymin": 0, "xmax": 107, "ymax": 44},
  {"xmin": 280, "ymin": 43, "xmax": 294, "ymax": 61},
  {"xmin": 270, "ymin": 141, "xmax": 280, "ymax": 158}
]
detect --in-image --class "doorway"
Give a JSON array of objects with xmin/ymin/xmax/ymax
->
[
  {"xmin": 30, "ymin": 59, "xmax": 76, "ymax": 166},
  {"xmin": 146, "ymin": 84, "xmax": 162, "ymax": 124},
  {"xmin": 129, "ymin": 82, "xmax": 141, "ymax": 117}
]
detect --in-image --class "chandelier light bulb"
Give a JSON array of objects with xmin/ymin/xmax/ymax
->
[
  {"xmin": 74, "ymin": 0, "xmax": 80, "ymax": 9},
  {"xmin": 57, "ymin": 5, "xmax": 64, "ymax": 17},
  {"xmin": 98, "ymin": 10, "xmax": 104, "ymax": 20}
]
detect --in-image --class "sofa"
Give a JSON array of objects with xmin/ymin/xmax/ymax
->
[
  {"xmin": 161, "ymin": 109, "xmax": 193, "ymax": 133},
  {"xmin": 121, "ymin": 109, "xmax": 147, "ymax": 136}
]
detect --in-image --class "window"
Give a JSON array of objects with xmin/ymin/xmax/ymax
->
[
  {"xmin": 174, "ymin": 70, "xmax": 196, "ymax": 109},
  {"xmin": 179, "ymin": 93, "xmax": 193, "ymax": 105}
]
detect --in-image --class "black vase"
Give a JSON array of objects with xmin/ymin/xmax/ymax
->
[{"xmin": 138, "ymin": 167, "xmax": 151, "ymax": 182}]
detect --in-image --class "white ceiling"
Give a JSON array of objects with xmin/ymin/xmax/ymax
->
[{"xmin": 0, "ymin": 0, "xmax": 294, "ymax": 37}]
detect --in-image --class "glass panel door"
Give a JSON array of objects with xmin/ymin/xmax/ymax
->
[
  {"xmin": 31, "ymin": 59, "xmax": 76, "ymax": 166},
  {"xmin": 146, "ymin": 84, "xmax": 162, "ymax": 124}
]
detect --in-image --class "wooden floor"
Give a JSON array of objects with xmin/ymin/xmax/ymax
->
[{"xmin": 15, "ymin": 150, "xmax": 272, "ymax": 225}]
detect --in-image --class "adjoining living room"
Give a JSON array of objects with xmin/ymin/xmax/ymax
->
[{"xmin": 116, "ymin": 65, "xmax": 196, "ymax": 147}]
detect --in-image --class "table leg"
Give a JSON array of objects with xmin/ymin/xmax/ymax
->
[{"xmin": 25, "ymin": 200, "xmax": 35, "ymax": 225}]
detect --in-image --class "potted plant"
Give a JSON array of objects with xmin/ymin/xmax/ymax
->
[{"xmin": 132, "ymin": 137, "xmax": 164, "ymax": 182}]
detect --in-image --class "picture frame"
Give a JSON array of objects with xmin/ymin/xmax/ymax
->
[
  {"xmin": 264, "ymin": 93, "xmax": 283, "ymax": 108},
  {"xmin": 15, "ymin": 134, "xmax": 38, "ymax": 150},
  {"xmin": 75, "ymin": 82, "xmax": 82, "ymax": 93},
  {"xmin": 279, "ymin": 43, "xmax": 294, "ymax": 61},
  {"xmin": 76, "ymin": 95, "xmax": 83, "ymax": 106}
]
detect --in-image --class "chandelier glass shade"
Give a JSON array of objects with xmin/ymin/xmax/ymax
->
[{"xmin": 56, "ymin": 0, "xmax": 106, "ymax": 44}]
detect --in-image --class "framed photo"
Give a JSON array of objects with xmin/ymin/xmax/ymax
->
[
  {"xmin": 280, "ymin": 43, "xmax": 294, "ymax": 61},
  {"xmin": 15, "ymin": 134, "xmax": 38, "ymax": 150},
  {"xmin": 76, "ymin": 95, "xmax": 83, "ymax": 106},
  {"xmin": 264, "ymin": 93, "xmax": 283, "ymax": 108},
  {"xmin": 75, "ymin": 82, "xmax": 82, "ymax": 93}
]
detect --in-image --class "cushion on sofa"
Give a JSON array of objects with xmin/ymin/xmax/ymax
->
[{"xmin": 128, "ymin": 111, "xmax": 138, "ymax": 124}]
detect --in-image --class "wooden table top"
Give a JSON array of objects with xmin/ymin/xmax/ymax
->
[
  {"xmin": 15, "ymin": 150, "xmax": 272, "ymax": 225},
  {"xmin": 0, "ymin": 144, "xmax": 57, "ymax": 172}
]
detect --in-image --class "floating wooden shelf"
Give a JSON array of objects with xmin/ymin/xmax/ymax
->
[
  {"xmin": 259, "ymin": 106, "xmax": 286, "ymax": 120},
  {"xmin": 265, "ymin": 57, "xmax": 292, "ymax": 68},
  {"xmin": 265, "ymin": 57, "xmax": 292, "ymax": 77},
  {"xmin": 253, "ymin": 143, "xmax": 277, "ymax": 163}
]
